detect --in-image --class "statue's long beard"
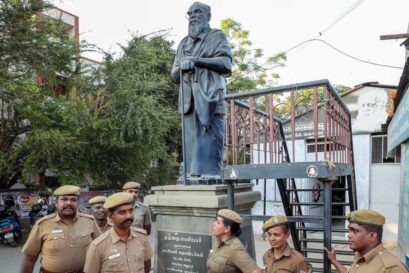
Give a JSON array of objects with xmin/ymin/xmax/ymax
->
[{"xmin": 188, "ymin": 22, "xmax": 207, "ymax": 39}]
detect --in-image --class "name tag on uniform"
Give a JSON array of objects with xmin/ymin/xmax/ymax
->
[
  {"xmin": 51, "ymin": 229, "xmax": 63, "ymax": 233},
  {"xmin": 108, "ymin": 253, "xmax": 120, "ymax": 259}
]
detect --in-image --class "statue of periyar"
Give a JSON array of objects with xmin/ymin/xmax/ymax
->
[{"xmin": 171, "ymin": 2, "xmax": 232, "ymax": 180}]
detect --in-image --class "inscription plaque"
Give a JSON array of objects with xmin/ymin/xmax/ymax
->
[{"xmin": 157, "ymin": 230, "xmax": 212, "ymax": 273}]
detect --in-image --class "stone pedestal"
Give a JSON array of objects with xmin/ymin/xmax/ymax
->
[{"xmin": 145, "ymin": 183, "xmax": 260, "ymax": 273}]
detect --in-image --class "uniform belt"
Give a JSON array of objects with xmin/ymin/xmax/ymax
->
[{"xmin": 40, "ymin": 267, "xmax": 84, "ymax": 273}]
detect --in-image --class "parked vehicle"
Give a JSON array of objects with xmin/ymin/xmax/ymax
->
[
  {"xmin": 0, "ymin": 205, "xmax": 21, "ymax": 247},
  {"xmin": 29, "ymin": 203, "xmax": 43, "ymax": 226}
]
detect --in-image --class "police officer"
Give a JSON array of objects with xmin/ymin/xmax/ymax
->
[
  {"xmin": 207, "ymin": 209, "xmax": 262, "ymax": 273},
  {"xmin": 262, "ymin": 215, "xmax": 311, "ymax": 273},
  {"xmin": 325, "ymin": 209, "xmax": 409, "ymax": 273},
  {"xmin": 122, "ymin": 181, "xmax": 152, "ymax": 235},
  {"xmin": 20, "ymin": 185, "xmax": 101, "ymax": 273},
  {"xmin": 89, "ymin": 196, "xmax": 112, "ymax": 233},
  {"xmin": 84, "ymin": 192, "xmax": 153, "ymax": 273}
]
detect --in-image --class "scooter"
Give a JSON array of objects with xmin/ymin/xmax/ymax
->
[{"xmin": 0, "ymin": 205, "xmax": 21, "ymax": 247}]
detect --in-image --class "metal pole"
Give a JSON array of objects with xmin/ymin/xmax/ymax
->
[
  {"xmin": 323, "ymin": 179, "xmax": 333, "ymax": 273},
  {"xmin": 277, "ymin": 178, "xmax": 300, "ymax": 251},
  {"xmin": 180, "ymin": 70, "xmax": 187, "ymax": 185},
  {"xmin": 227, "ymin": 181, "xmax": 234, "ymax": 210},
  {"xmin": 263, "ymin": 179, "xmax": 267, "ymax": 216}
]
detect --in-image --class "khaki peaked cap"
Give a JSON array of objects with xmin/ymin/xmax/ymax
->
[
  {"xmin": 347, "ymin": 209, "xmax": 385, "ymax": 226},
  {"xmin": 218, "ymin": 209, "xmax": 243, "ymax": 224},
  {"xmin": 54, "ymin": 185, "xmax": 80, "ymax": 196},
  {"xmin": 104, "ymin": 192, "xmax": 134, "ymax": 209},
  {"xmin": 89, "ymin": 196, "xmax": 107, "ymax": 205},
  {"xmin": 262, "ymin": 215, "xmax": 288, "ymax": 232},
  {"xmin": 122, "ymin": 181, "xmax": 141, "ymax": 190}
]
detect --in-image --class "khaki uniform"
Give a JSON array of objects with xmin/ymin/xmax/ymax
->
[
  {"xmin": 349, "ymin": 244, "xmax": 409, "ymax": 273},
  {"xmin": 132, "ymin": 201, "xmax": 151, "ymax": 229},
  {"xmin": 22, "ymin": 212, "xmax": 101, "ymax": 272},
  {"xmin": 84, "ymin": 227, "xmax": 153, "ymax": 273},
  {"xmin": 207, "ymin": 236, "xmax": 259, "ymax": 273},
  {"xmin": 262, "ymin": 244, "xmax": 311, "ymax": 273},
  {"xmin": 99, "ymin": 221, "xmax": 113, "ymax": 234}
]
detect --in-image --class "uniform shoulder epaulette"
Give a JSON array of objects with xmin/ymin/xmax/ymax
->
[
  {"xmin": 378, "ymin": 249, "xmax": 402, "ymax": 269},
  {"xmin": 136, "ymin": 201, "xmax": 147, "ymax": 207},
  {"xmin": 77, "ymin": 212, "xmax": 95, "ymax": 220},
  {"xmin": 262, "ymin": 248, "xmax": 271, "ymax": 257},
  {"xmin": 131, "ymin": 227, "xmax": 147, "ymax": 235},
  {"xmin": 36, "ymin": 213, "xmax": 56, "ymax": 224},
  {"xmin": 92, "ymin": 231, "xmax": 110, "ymax": 246},
  {"xmin": 290, "ymin": 248, "xmax": 307, "ymax": 262},
  {"xmin": 230, "ymin": 237, "xmax": 246, "ymax": 250}
]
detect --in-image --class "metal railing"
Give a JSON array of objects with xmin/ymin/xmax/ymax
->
[
  {"xmin": 224, "ymin": 79, "xmax": 354, "ymax": 168},
  {"xmin": 223, "ymin": 80, "xmax": 357, "ymax": 273}
]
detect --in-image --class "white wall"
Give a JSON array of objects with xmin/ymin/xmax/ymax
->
[
  {"xmin": 252, "ymin": 139, "xmax": 308, "ymax": 202},
  {"xmin": 370, "ymin": 164, "xmax": 401, "ymax": 241},
  {"xmin": 352, "ymin": 134, "xmax": 371, "ymax": 209}
]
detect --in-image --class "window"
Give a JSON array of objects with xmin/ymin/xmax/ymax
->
[
  {"xmin": 306, "ymin": 138, "xmax": 343, "ymax": 153},
  {"xmin": 371, "ymin": 135, "xmax": 401, "ymax": 163},
  {"xmin": 307, "ymin": 142, "xmax": 325, "ymax": 153}
]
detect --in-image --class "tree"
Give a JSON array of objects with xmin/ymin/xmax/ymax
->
[
  {"xmin": 220, "ymin": 18, "xmax": 286, "ymax": 92},
  {"xmin": 82, "ymin": 33, "xmax": 180, "ymax": 188},
  {"xmin": 0, "ymin": 0, "xmax": 180, "ymax": 189},
  {"xmin": 334, "ymin": 84, "xmax": 351, "ymax": 95},
  {"xmin": 0, "ymin": 0, "xmax": 79, "ymax": 187}
]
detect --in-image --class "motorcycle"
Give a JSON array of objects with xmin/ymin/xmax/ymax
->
[
  {"xmin": 0, "ymin": 205, "xmax": 22, "ymax": 247},
  {"xmin": 30, "ymin": 203, "xmax": 43, "ymax": 226}
]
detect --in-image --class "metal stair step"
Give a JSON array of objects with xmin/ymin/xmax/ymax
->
[
  {"xmin": 301, "ymin": 247, "xmax": 354, "ymax": 255},
  {"xmin": 289, "ymin": 202, "xmax": 350, "ymax": 206},
  {"xmin": 332, "ymin": 215, "xmax": 347, "ymax": 219},
  {"xmin": 306, "ymin": 257, "xmax": 351, "ymax": 266},
  {"xmin": 285, "ymin": 188, "xmax": 349, "ymax": 192},
  {"xmin": 299, "ymin": 238, "xmax": 350, "ymax": 244},
  {"xmin": 296, "ymin": 226, "xmax": 348, "ymax": 232}
]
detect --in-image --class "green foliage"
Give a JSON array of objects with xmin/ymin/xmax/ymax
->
[
  {"xmin": 0, "ymin": 1, "xmax": 179, "ymax": 188},
  {"xmin": 0, "ymin": 0, "xmax": 80, "ymax": 187},
  {"xmin": 0, "ymin": 0, "xmax": 78, "ymax": 92},
  {"xmin": 220, "ymin": 18, "xmax": 286, "ymax": 92},
  {"xmin": 334, "ymin": 84, "xmax": 351, "ymax": 95},
  {"xmin": 83, "ymin": 34, "xmax": 180, "ymax": 187}
]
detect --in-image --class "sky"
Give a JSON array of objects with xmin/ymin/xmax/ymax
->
[{"xmin": 56, "ymin": 0, "xmax": 409, "ymax": 88}]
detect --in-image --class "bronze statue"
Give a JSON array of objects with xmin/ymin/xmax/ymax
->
[{"xmin": 171, "ymin": 2, "xmax": 232, "ymax": 181}]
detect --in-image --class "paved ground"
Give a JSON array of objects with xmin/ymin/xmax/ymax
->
[
  {"xmin": 0, "ymin": 233, "xmax": 40, "ymax": 273},
  {"xmin": 0, "ymin": 220, "xmax": 397, "ymax": 273}
]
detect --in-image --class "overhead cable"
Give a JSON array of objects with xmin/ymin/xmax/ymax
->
[{"xmin": 283, "ymin": 38, "xmax": 403, "ymax": 70}]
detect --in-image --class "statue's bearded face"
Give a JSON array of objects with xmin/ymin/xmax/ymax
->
[{"xmin": 187, "ymin": 6, "xmax": 209, "ymax": 39}]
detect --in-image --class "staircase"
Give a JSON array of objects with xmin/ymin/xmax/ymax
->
[
  {"xmin": 287, "ymin": 181, "xmax": 355, "ymax": 272},
  {"xmin": 222, "ymin": 80, "xmax": 357, "ymax": 273}
]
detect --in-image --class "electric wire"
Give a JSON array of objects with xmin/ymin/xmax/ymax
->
[{"xmin": 283, "ymin": 38, "xmax": 403, "ymax": 70}]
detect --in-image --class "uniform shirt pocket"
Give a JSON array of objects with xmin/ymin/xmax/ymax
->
[
  {"xmin": 208, "ymin": 255, "xmax": 231, "ymax": 273},
  {"xmin": 102, "ymin": 255, "xmax": 125, "ymax": 273},
  {"xmin": 45, "ymin": 233, "xmax": 65, "ymax": 250},
  {"xmin": 76, "ymin": 232, "xmax": 92, "ymax": 247},
  {"xmin": 129, "ymin": 252, "xmax": 145, "ymax": 272}
]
